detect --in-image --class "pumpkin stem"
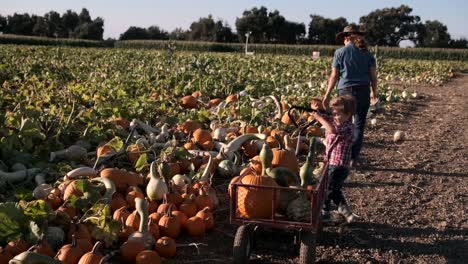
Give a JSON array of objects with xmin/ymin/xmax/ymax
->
[{"xmin": 91, "ymin": 241, "xmax": 102, "ymax": 254}]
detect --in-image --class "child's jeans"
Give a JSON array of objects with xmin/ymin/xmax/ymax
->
[{"xmin": 324, "ymin": 165, "xmax": 350, "ymax": 211}]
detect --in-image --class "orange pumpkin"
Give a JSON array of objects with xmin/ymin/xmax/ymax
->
[
  {"xmin": 77, "ymin": 241, "xmax": 103, "ymax": 264},
  {"xmin": 237, "ymin": 172, "xmax": 278, "ymax": 219},
  {"xmin": 56, "ymin": 235, "xmax": 84, "ymax": 264},
  {"xmin": 158, "ymin": 206, "xmax": 182, "ymax": 239},
  {"xmin": 155, "ymin": 237, "xmax": 176, "ymax": 258},
  {"xmin": 225, "ymin": 94, "xmax": 238, "ymax": 103},
  {"xmin": 180, "ymin": 95, "xmax": 198, "ymax": 108},
  {"xmin": 191, "ymin": 91, "xmax": 202, "ymax": 98},
  {"xmin": 5, "ymin": 239, "xmax": 29, "ymax": 257},
  {"xmin": 0, "ymin": 248, "xmax": 12, "ymax": 264},
  {"xmin": 184, "ymin": 216, "xmax": 205, "ymax": 236},
  {"xmin": 177, "ymin": 120, "xmax": 201, "ymax": 135},
  {"xmin": 147, "ymin": 218, "xmax": 160, "ymax": 241},
  {"xmin": 113, "ymin": 117, "xmax": 131, "ymax": 130},
  {"xmin": 67, "ymin": 224, "xmax": 91, "ymax": 244},
  {"xmin": 208, "ymin": 98, "xmax": 222, "ymax": 108},
  {"xmin": 113, "ymin": 206, "xmax": 132, "ymax": 222},
  {"xmin": 272, "ymin": 148, "xmax": 299, "ymax": 175},
  {"xmin": 100, "ymin": 168, "xmax": 143, "ymax": 193},
  {"xmin": 194, "ymin": 187, "xmax": 214, "ymax": 211},
  {"xmin": 126, "ymin": 186, "xmax": 144, "ymax": 210},
  {"xmin": 196, "ymin": 207, "xmax": 215, "ymax": 231},
  {"xmin": 178, "ymin": 195, "xmax": 198, "ymax": 218},
  {"xmin": 125, "ymin": 209, "xmax": 141, "ymax": 231},
  {"xmin": 63, "ymin": 180, "xmax": 84, "ymax": 201},
  {"xmin": 192, "ymin": 128, "xmax": 212, "ymax": 144},
  {"xmin": 110, "ymin": 193, "xmax": 128, "ymax": 212},
  {"xmin": 171, "ymin": 210, "xmax": 188, "ymax": 226},
  {"xmin": 136, "ymin": 250, "xmax": 161, "ymax": 264},
  {"xmin": 120, "ymin": 240, "xmax": 145, "ymax": 264}
]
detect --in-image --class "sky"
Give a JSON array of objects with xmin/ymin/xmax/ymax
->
[{"xmin": 1, "ymin": 0, "xmax": 467, "ymax": 40}]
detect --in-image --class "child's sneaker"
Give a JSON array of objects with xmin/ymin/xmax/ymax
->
[
  {"xmin": 338, "ymin": 204, "xmax": 357, "ymax": 223},
  {"xmin": 321, "ymin": 210, "xmax": 331, "ymax": 223}
]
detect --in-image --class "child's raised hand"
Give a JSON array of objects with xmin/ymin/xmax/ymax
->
[{"xmin": 310, "ymin": 98, "xmax": 322, "ymax": 111}]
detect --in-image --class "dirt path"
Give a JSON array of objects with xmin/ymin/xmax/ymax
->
[
  {"xmin": 313, "ymin": 74, "xmax": 468, "ymax": 263},
  {"xmin": 167, "ymin": 74, "xmax": 468, "ymax": 264}
]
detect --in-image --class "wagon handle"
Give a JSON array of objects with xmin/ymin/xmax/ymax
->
[{"xmin": 287, "ymin": 106, "xmax": 318, "ymax": 133}]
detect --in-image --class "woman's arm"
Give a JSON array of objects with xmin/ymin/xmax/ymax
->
[
  {"xmin": 369, "ymin": 66, "xmax": 378, "ymax": 105},
  {"xmin": 323, "ymin": 67, "xmax": 339, "ymax": 109}
]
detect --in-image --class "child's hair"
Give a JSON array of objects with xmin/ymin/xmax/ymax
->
[{"xmin": 330, "ymin": 95, "xmax": 356, "ymax": 116}]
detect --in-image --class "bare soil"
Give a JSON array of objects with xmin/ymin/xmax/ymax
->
[{"xmin": 167, "ymin": 74, "xmax": 468, "ymax": 264}]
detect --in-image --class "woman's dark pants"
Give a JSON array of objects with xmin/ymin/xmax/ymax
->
[{"xmin": 338, "ymin": 85, "xmax": 371, "ymax": 161}]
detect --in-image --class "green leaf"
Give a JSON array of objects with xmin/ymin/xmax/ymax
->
[
  {"xmin": 83, "ymin": 204, "xmax": 120, "ymax": 247},
  {"xmin": 0, "ymin": 202, "xmax": 26, "ymax": 244},
  {"xmin": 21, "ymin": 200, "xmax": 49, "ymax": 222},
  {"xmin": 135, "ymin": 153, "xmax": 148, "ymax": 172},
  {"xmin": 15, "ymin": 187, "xmax": 35, "ymax": 201},
  {"xmin": 104, "ymin": 136, "xmax": 123, "ymax": 153}
]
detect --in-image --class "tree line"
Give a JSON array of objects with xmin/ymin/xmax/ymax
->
[{"xmin": 1, "ymin": 5, "xmax": 467, "ymax": 48}]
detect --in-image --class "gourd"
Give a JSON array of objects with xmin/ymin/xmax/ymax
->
[
  {"xmin": 170, "ymin": 174, "xmax": 191, "ymax": 193},
  {"xmin": 299, "ymin": 137, "xmax": 319, "ymax": 187},
  {"xmin": 45, "ymin": 227, "xmax": 65, "ymax": 252},
  {"xmin": 146, "ymin": 161, "xmax": 168, "ymax": 201},
  {"xmin": 215, "ymin": 133, "xmax": 267, "ymax": 161},
  {"xmin": 9, "ymin": 251, "xmax": 61, "ymax": 264},
  {"xmin": 127, "ymin": 198, "xmax": 155, "ymax": 250},
  {"xmin": 49, "ymin": 145, "xmax": 87, "ymax": 162},
  {"xmin": 236, "ymin": 143, "xmax": 279, "ymax": 219},
  {"xmin": 65, "ymin": 167, "xmax": 97, "ymax": 180}
]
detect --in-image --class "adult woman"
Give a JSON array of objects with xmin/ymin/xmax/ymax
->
[{"xmin": 322, "ymin": 24, "xmax": 378, "ymax": 167}]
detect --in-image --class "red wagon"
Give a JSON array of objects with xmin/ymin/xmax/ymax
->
[{"xmin": 229, "ymin": 163, "xmax": 329, "ymax": 263}]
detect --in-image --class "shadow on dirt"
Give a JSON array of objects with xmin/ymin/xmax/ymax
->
[{"xmin": 320, "ymin": 222, "xmax": 468, "ymax": 262}]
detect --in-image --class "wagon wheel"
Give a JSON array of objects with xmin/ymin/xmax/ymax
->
[
  {"xmin": 233, "ymin": 224, "xmax": 254, "ymax": 264},
  {"xmin": 299, "ymin": 231, "xmax": 316, "ymax": 264}
]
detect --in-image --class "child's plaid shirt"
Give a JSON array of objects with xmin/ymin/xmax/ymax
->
[{"xmin": 323, "ymin": 115, "xmax": 354, "ymax": 168}]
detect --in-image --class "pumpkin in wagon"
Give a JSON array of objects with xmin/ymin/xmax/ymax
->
[{"xmin": 236, "ymin": 143, "xmax": 279, "ymax": 219}]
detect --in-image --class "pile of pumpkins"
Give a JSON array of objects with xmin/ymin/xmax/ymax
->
[{"xmin": 0, "ymin": 106, "xmax": 323, "ymax": 263}]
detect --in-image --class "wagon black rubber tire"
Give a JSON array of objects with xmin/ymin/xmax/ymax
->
[
  {"xmin": 299, "ymin": 231, "xmax": 316, "ymax": 264},
  {"xmin": 233, "ymin": 225, "xmax": 253, "ymax": 264}
]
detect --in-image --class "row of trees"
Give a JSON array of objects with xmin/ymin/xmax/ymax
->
[
  {"xmin": 1, "ymin": 5, "xmax": 467, "ymax": 48},
  {"xmin": 116, "ymin": 5, "xmax": 468, "ymax": 48},
  {"xmin": 0, "ymin": 8, "xmax": 103, "ymax": 40}
]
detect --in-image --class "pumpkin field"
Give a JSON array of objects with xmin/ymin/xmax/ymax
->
[{"xmin": 0, "ymin": 44, "xmax": 467, "ymax": 263}]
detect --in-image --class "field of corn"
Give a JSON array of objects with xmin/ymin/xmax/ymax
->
[{"xmin": 0, "ymin": 44, "xmax": 467, "ymax": 263}]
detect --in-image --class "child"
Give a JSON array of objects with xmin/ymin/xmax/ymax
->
[{"xmin": 310, "ymin": 95, "xmax": 357, "ymax": 223}]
